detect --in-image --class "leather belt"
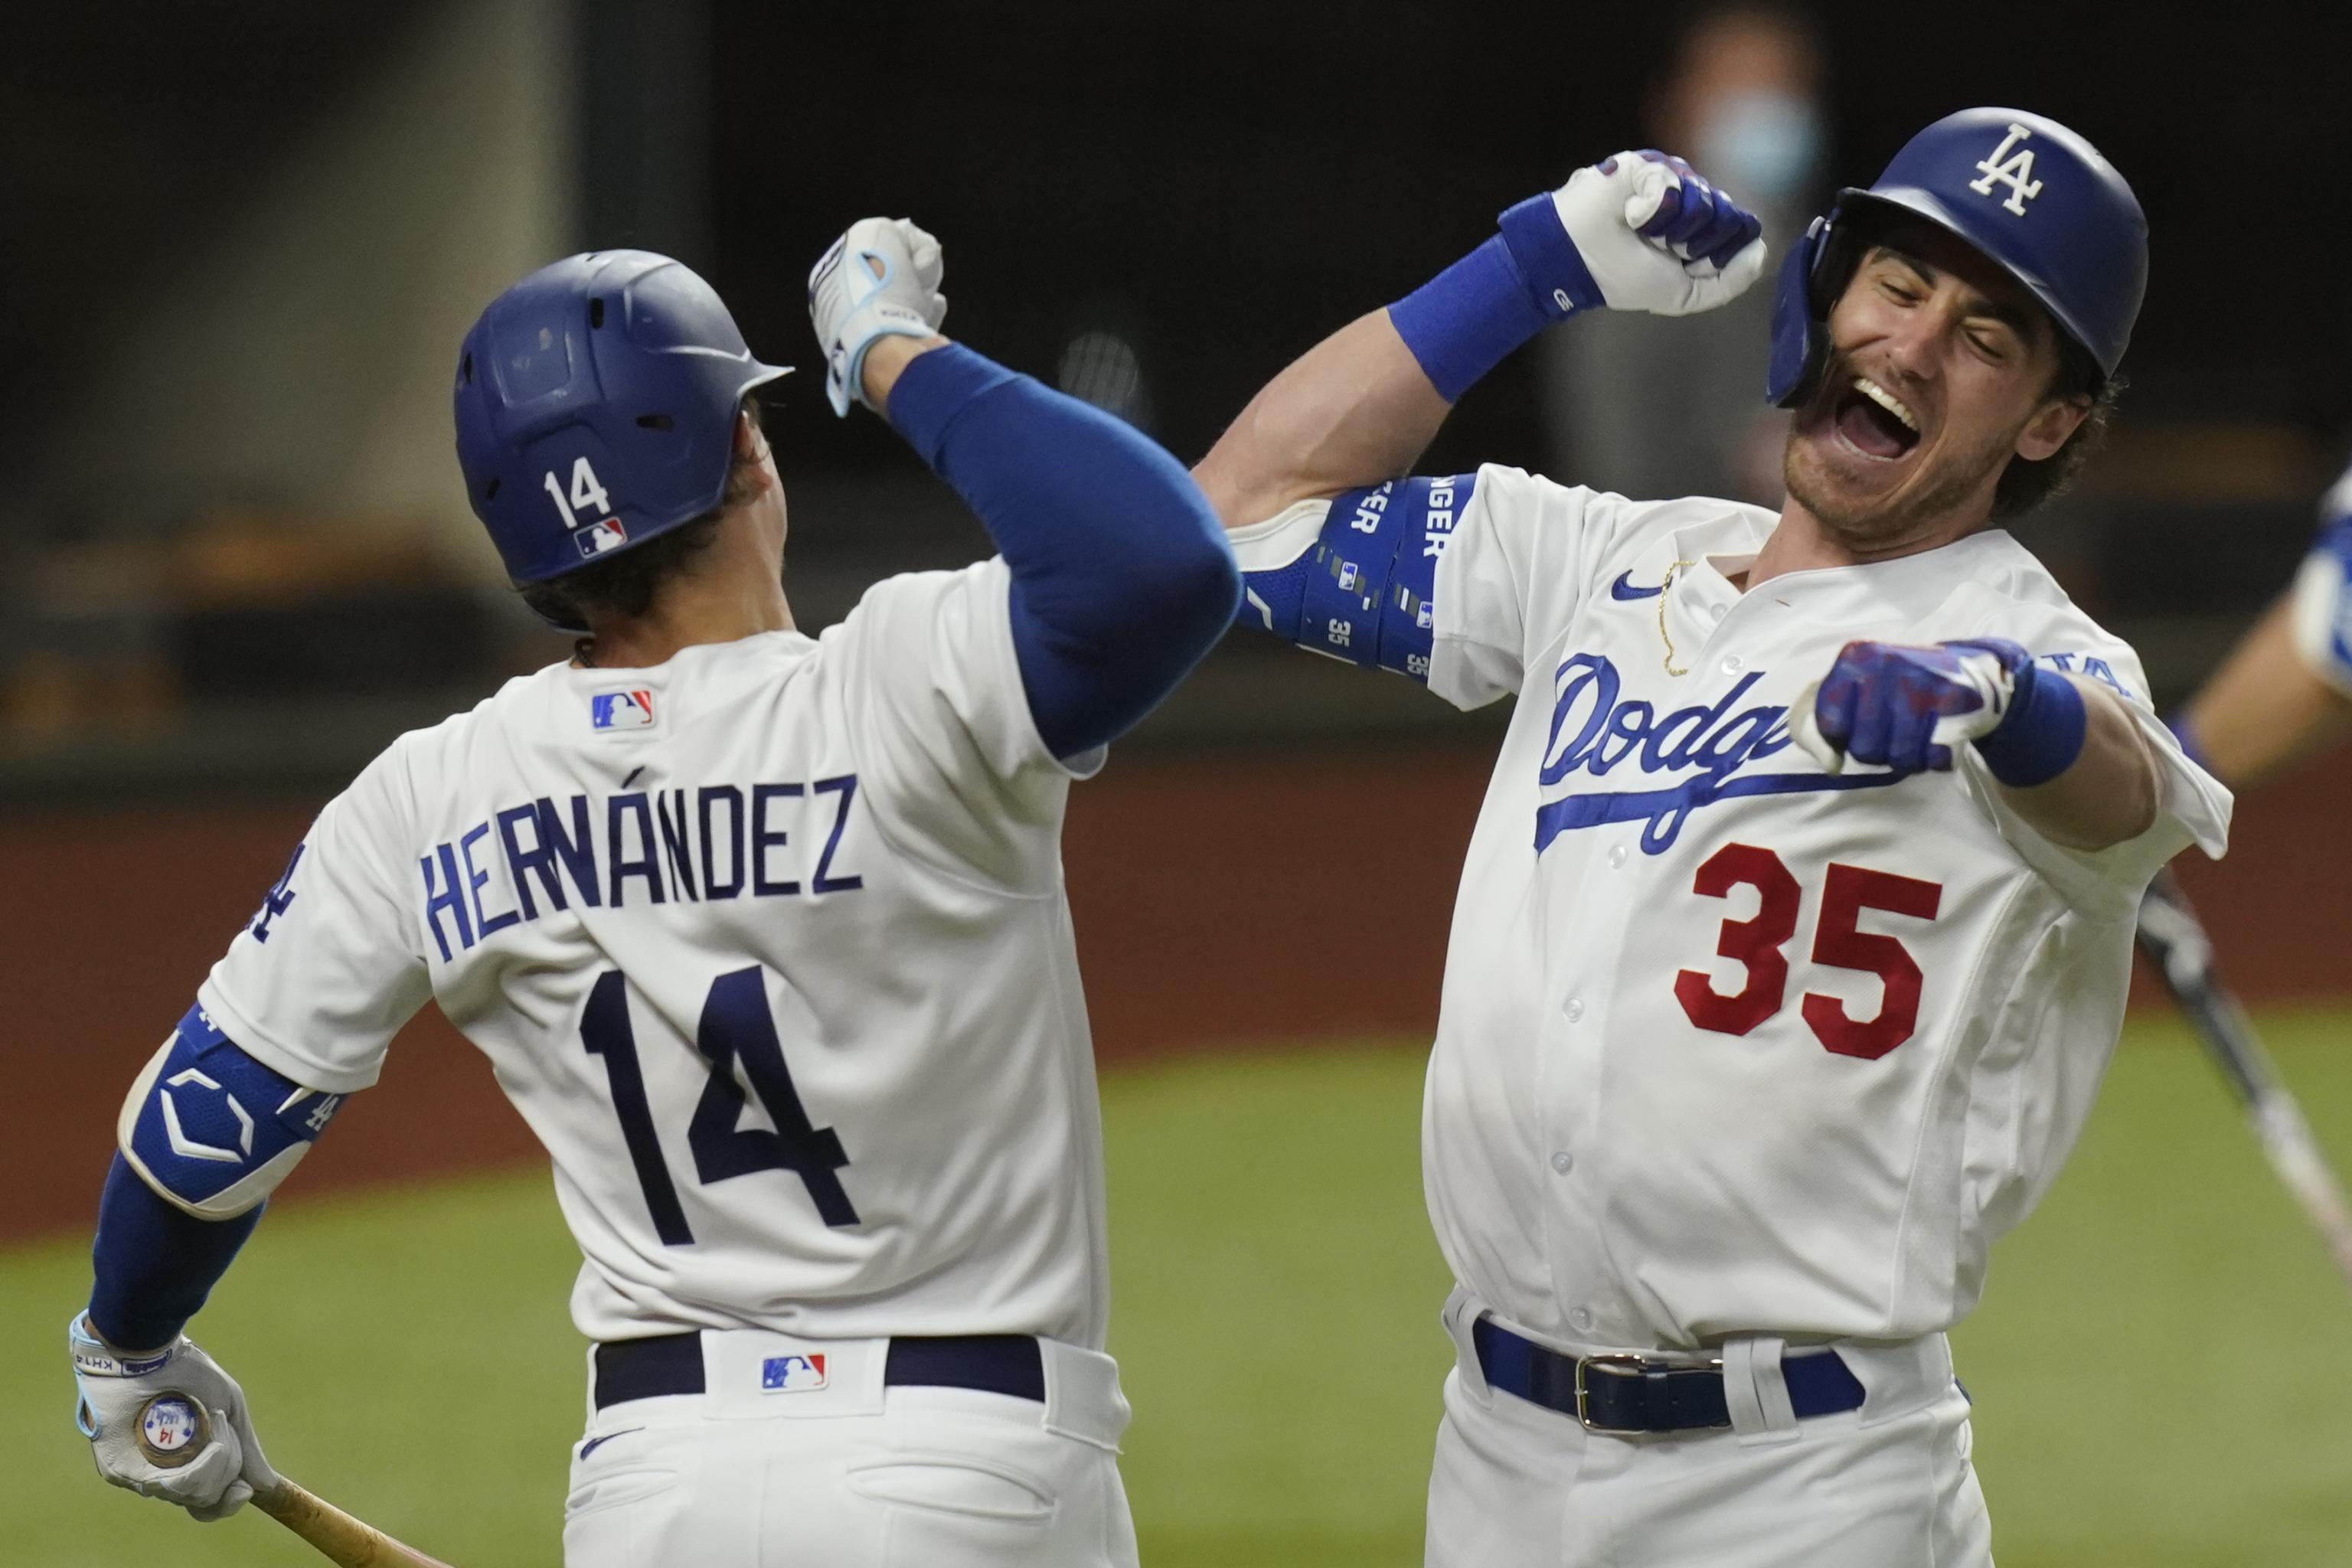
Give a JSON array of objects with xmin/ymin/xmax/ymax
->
[{"xmin": 1472, "ymin": 1316, "xmax": 1865, "ymax": 1434}]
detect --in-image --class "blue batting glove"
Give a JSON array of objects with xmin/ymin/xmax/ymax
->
[
  {"xmin": 1497, "ymin": 149, "xmax": 1770, "ymax": 322},
  {"xmin": 1612, "ymin": 150, "xmax": 1767, "ymax": 270},
  {"xmin": 1790, "ymin": 638, "xmax": 2089, "ymax": 787}
]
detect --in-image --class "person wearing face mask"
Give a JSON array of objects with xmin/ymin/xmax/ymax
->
[{"xmin": 1539, "ymin": 4, "xmax": 1828, "ymax": 505}]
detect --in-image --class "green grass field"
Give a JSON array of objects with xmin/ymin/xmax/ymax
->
[{"xmin": 8, "ymin": 1014, "xmax": 2352, "ymax": 1566}]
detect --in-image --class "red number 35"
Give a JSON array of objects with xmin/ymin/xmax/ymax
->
[{"xmin": 1672, "ymin": 843, "xmax": 1943, "ymax": 1060}]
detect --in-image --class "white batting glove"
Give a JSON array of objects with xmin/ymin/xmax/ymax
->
[
  {"xmin": 1550, "ymin": 150, "xmax": 1769, "ymax": 317},
  {"xmin": 2288, "ymin": 460, "xmax": 2352, "ymax": 697},
  {"xmin": 807, "ymin": 217, "xmax": 949, "ymax": 417},
  {"xmin": 70, "ymin": 1313, "xmax": 281, "ymax": 1521}
]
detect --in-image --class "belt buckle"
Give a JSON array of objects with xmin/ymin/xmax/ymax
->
[{"xmin": 1573, "ymin": 1353, "xmax": 1654, "ymax": 1434}]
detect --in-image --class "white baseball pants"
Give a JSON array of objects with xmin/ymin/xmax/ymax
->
[
  {"xmin": 1426, "ymin": 1289, "xmax": 1993, "ymax": 1568},
  {"xmin": 562, "ymin": 1330, "xmax": 1138, "ymax": 1567}
]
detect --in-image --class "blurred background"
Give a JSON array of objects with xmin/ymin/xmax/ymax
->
[{"xmin": 7, "ymin": 2, "xmax": 2352, "ymax": 1564}]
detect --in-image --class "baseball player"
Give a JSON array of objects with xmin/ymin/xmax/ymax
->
[
  {"xmin": 1194, "ymin": 113, "xmax": 2230, "ymax": 1565},
  {"xmin": 67, "ymin": 224, "xmax": 1238, "ymax": 1566},
  {"xmin": 2167, "ymin": 456, "xmax": 2352, "ymax": 789}
]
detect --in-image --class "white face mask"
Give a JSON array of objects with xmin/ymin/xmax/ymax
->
[{"xmin": 1694, "ymin": 88, "xmax": 1824, "ymax": 207}]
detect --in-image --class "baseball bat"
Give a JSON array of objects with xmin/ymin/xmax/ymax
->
[
  {"xmin": 134, "ymin": 1393, "xmax": 459, "ymax": 1568},
  {"xmin": 2135, "ymin": 867, "xmax": 2352, "ymax": 1289}
]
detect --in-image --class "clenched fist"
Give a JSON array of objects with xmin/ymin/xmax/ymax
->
[{"xmin": 807, "ymin": 217, "xmax": 949, "ymax": 416}]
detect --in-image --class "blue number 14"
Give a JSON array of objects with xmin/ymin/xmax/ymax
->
[{"xmin": 580, "ymin": 966, "xmax": 858, "ymax": 1246}]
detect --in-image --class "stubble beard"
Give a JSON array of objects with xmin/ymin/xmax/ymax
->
[{"xmin": 1782, "ymin": 397, "xmax": 2021, "ymax": 557}]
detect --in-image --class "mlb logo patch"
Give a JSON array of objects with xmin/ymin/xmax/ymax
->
[
  {"xmin": 590, "ymin": 689, "xmax": 657, "ymax": 730},
  {"xmin": 575, "ymin": 518, "xmax": 629, "ymax": 559},
  {"xmin": 761, "ymin": 1353, "xmax": 828, "ymax": 1393}
]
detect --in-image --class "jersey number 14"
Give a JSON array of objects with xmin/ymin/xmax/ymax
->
[{"xmin": 581, "ymin": 965, "xmax": 858, "ymax": 1245}]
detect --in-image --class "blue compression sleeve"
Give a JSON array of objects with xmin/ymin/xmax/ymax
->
[
  {"xmin": 888, "ymin": 345, "xmax": 1240, "ymax": 759},
  {"xmin": 87, "ymin": 1155, "xmax": 263, "ymax": 1350}
]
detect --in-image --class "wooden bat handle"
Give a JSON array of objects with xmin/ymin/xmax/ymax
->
[
  {"xmin": 133, "ymin": 1393, "xmax": 458, "ymax": 1567},
  {"xmin": 253, "ymin": 1478, "xmax": 460, "ymax": 1568}
]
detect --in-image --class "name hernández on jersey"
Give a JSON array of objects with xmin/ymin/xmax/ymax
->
[{"xmin": 418, "ymin": 775, "xmax": 867, "ymax": 960}]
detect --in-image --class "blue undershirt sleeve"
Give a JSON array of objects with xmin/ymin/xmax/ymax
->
[
  {"xmin": 887, "ymin": 345, "xmax": 1241, "ymax": 760},
  {"xmin": 87, "ymin": 1155, "xmax": 263, "ymax": 1351}
]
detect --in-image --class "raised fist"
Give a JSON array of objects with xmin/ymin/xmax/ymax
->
[
  {"xmin": 1546, "ymin": 149, "xmax": 1769, "ymax": 318},
  {"xmin": 808, "ymin": 217, "xmax": 949, "ymax": 417}
]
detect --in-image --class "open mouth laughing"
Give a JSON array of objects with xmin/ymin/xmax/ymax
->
[{"xmin": 1831, "ymin": 374, "xmax": 1922, "ymax": 462}]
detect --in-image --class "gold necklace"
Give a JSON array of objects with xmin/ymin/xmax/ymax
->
[{"xmin": 1656, "ymin": 559, "xmax": 1697, "ymax": 676}]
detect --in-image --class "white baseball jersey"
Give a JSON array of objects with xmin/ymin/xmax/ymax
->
[
  {"xmin": 1233, "ymin": 466, "xmax": 2230, "ymax": 1351},
  {"xmin": 196, "ymin": 558, "xmax": 1115, "ymax": 1346}
]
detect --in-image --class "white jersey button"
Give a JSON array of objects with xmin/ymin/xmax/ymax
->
[
  {"xmin": 1570, "ymin": 1306, "xmax": 1596, "ymax": 1333},
  {"xmin": 1708, "ymin": 602, "xmax": 1727, "ymax": 622},
  {"xmin": 1563, "ymin": 998, "xmax": 1585, "ymax": 1023},
  {"xmin": 1550, "ymin": 1150, "xmax": 1575, "ymax": 1175},
  {"xmin": 1609, "ymin": 844, "xmax": 1628, "ymax": 869},
  {"xmin": 1722, "ymin": 655, "xmax": 1745, "ymax": 674}
]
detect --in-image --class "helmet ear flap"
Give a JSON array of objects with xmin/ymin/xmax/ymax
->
[{"xmin": 1765, "ymin": 214, "xmax": 1835, "ymax": 408}]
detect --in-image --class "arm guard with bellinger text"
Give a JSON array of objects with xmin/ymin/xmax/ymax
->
[{"xmin": 1234, "ymin": 474, "xmax": 1477, "ymax": 684}]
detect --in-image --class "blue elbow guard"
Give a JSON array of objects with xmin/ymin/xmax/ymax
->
[
  {"xmin": 118, "ymin": 1004, "xmax": 345, "ymax": 1218},
  {"xmin": 1236, "ymin": 473, "xmax": 1477, "ymax": 684}
]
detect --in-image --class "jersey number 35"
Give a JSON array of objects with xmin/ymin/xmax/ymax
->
[{"xmin": 1674, "ymin": 843, "xmax": 1944, "ymax": 1061}]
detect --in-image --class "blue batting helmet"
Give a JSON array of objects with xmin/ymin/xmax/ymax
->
[
  {"xmin": 1764, "ymin": 108, "xmax": 2147, "ymax": 407},
  {"xmin": 454, "ymin": 250, "xmax": 791, "ymax": 616}
]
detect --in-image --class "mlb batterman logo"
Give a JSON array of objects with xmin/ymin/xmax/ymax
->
[
  {"xmin": 761, "ymin": 1354, "xmax": 828, "ymax": 1393},
  {"xmin": 590, "ymin": 690, "xmax": 657, "ymax": 730},
  {"xmin": 576, "ymin": 517, "xmax": 629, "ymax": 559}
]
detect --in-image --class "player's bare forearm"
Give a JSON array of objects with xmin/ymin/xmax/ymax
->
[
  {"xmin": 2180, "ymin": 596, "xmax": 2352, "ymax": 790},
  {"xmin": 1194, "ymin": 154, "xmax": 1766, "ymax": 531},
  {"xmin": 1192, "ymin": 310, "xmax": 1453, "ymax": 529},
  {"xmin": 1993, "ymin": 677, "xmax": 2158, "ymax": 851}
]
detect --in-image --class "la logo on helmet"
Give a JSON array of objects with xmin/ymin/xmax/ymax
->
[{"xmin": 1969, "ymin": 123, "xmax": 2046, "ymax": 217}]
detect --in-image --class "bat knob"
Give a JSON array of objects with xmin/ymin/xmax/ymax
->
[{"xmin": 136, "ymin": 1393, "xmax": 211, "ymax": 1469}]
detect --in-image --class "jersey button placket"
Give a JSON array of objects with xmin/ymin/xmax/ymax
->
[
  {"xmin": 1535, "ymin": 817, "xmax": 1625, "ymax": 1343},
  {"xmin": 1675, "ymin": 559, "xmax": 1740, "ymax": 665}
]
